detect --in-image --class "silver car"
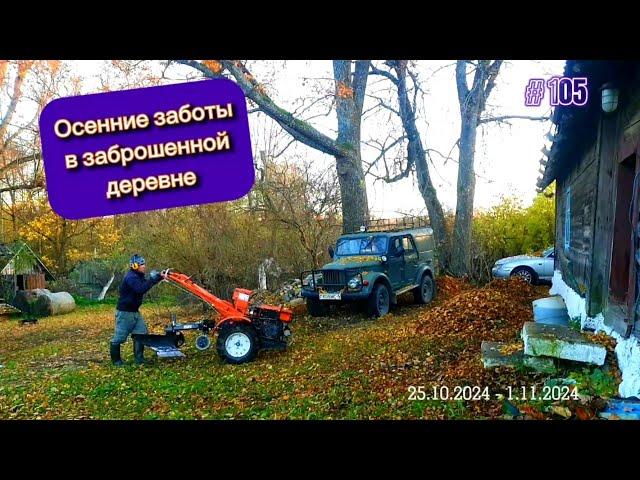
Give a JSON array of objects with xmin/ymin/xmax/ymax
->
[{"xmin": 491, "ymin": 247, "xmax": 555, "ymax": 284}]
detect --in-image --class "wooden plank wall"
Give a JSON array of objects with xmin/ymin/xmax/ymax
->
[
  {"xmin": 24, "ymin": 273, "xmax": 45, "ymax": 290},
  {"xmin": 556, "ymin": 140, "xmax": 599, "ymax": 300},
  {"xmin": 590, "ymin": 113, "xmax": 619, "ymax": 316}
]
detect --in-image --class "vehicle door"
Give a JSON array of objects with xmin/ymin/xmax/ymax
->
[
  {"xmin": 387, "ymin": 236, "xmax": 404, "ymax": 289},
  {"xmin": 543, "ymin": 250, "xmax": 555, "ymax": 277},
  {"xmin": 402, "ymin": 235, "xmax": 419, "ymax": 285}
]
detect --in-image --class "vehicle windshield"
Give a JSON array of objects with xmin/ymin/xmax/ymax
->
[
  {"xmin": 543, "ymin": 247, "xmax": 554, "ymax": 257},
  {"xmin": 335, "ymin": 236, "xmax": 388, "ymax": 256}
]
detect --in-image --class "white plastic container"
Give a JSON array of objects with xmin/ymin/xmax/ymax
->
[{"xmin": 532, "ymin": 296, "xmax": 570, "ymax": 326}]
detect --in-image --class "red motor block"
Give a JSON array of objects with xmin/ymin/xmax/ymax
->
[{"xmin": 232, "ymin": 288, "xmax": 253, "ymax": 314}]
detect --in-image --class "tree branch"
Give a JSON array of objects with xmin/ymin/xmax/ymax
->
[
  {"xmin": 0, "ymin": 178, "xmax": 44, "ymax": 194},
  {"xmin": 479, "ymin": 114, "xmax": 550, "ymax": 124},
  {"xmin": 353, "ymin": 60, "xmax": 370, "ymax": 113},
  {"xmin": 273, "ymin": 137, "xmax": 297, "ymax": 158},
  {"xmin": 483, "ymin": 60, "xmax": 503, "ymax": 99},
  {"xmin": 362, "ymin": 135, "xmax": 407, "ymax": 176},
  {"xmin": 365, "ymin": 95, "xmax": 400, "ymax": 116},
  {"xmin": 455, "ymin": 61, "xmax": 470, "ymax": 105},
  {"xmin": 0, "ymin": 153, "xmax": 41, "ymax": 178},
  {"xmin": 0, "ymin": 62, "xmax": 29, "ymax": 136},
  {"xmin": 176, "ymin": 60, "xmax": 346, "ymax": 158},
  {"xmin": 369, "ymin": 62, "xmax": 398, "ymax": 85}
]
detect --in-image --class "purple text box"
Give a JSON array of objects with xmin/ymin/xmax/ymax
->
[{"xmin": 39, "ymin": 79, "xmax": 254, "ymax": 220}]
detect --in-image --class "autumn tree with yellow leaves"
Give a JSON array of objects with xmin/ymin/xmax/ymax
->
[{"xmin": 17, "ymin": 197, "xmax": 122, "ymax": 275}]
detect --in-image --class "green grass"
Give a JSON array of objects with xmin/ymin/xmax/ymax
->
[
  {"xmin": 71, "ymin": 294, "xmax": 178, "ymax": 309},
  {"xmin": 568, "ymin": 367, "xmax": 619, "ymax": 398},
  {"xmin": 71, "ymin": 295, "xmax": 118, "ymax": 308},
  {"xmin": 0, "ymin": 298, "xmax": 460, "ymax": 419},
  {"xmin": 0, "ymin": 290, "xmax": 618, "ymax": 420}
]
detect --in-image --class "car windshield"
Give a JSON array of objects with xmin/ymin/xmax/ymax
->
[
  {"xmin": 336, "ymin": 236, "xmax": 388, "ymax": 256},
  {"xmin": 542, "ymin": 247, "xmax": 554, "ymax": 257}
]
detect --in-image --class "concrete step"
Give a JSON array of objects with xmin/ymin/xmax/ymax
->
[
  {"xmin": 522, "ymin": 321, "xmax": 607, "ymax": 365},
  {"xmin": 481, "ymin": 341, "xmax": 556, "ymax": 373}
]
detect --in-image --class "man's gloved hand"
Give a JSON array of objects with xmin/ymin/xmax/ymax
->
[{"xmin": 150, "ymin": 270, "xmax": 162, "ymax": 282}]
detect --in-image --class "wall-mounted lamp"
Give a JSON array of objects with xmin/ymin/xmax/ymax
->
[{"xmin": 600, "ymin": 82, "xmax": 619, "ymax": 113}]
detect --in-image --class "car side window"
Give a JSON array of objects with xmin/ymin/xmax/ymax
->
[
  {"xmin": 390, "ymin": 237, "xmax": 402, "ymax": 256},
  {"xmin": 402, "ymin": 236, "xmax": 416, "ymax": 255}
]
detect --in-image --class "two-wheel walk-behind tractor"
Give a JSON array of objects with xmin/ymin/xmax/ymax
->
[{"xmin": 132, "ymin": 269, "xmax": 294, "ymax": 364}]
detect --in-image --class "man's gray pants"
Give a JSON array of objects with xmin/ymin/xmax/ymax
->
[{"xmin": 111, "ymin": 310, "xmax": 148, "ymax": 345}]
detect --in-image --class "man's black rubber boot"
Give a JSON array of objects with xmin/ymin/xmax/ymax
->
[
  {"xmin": 133, "ymin": 340, "xmax": 148, "ymax": 365},
  {"xmin": 110, "ymin": 342, "xmax": 125, "ymax": 366}
]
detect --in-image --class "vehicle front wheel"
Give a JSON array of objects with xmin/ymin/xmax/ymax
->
[
  {"xmin": 414, "ymin": 274, "xmax": 435, "ymax": 304},
  {"xmin": 306, "ymin": 298, "xmax": 330, "ymax": 317},
  {"xmin": 367, "ymin": 283, "xmax": 390, "ymax": 317},
  {"xmin": 216, "ymin": 323, "xmax": 259, "ymax": 364},
  {"xmin": 510, "ymin": 266, "xmax": 537, "ymax": 285}
]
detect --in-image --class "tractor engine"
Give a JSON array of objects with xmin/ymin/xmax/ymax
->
[{"xmin": 249, "ymin": 305, "xmax": 292, "ymax": 348}]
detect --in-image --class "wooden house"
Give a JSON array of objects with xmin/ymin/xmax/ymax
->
[
  {"xmin": 0, "ymin": 242, "xmax": 55, "ymax": 303},
  {"xmin": 539, "ymin": 60, "xmax": 640, "ymax": 397}
]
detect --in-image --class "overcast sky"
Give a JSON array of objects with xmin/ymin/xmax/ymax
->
[{"xmin": 54, "ymin": 60, "xmax": 566, "ymax": 217}]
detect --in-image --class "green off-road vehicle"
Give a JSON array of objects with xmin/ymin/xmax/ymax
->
[{"xmin": 301, "ymin": 219, "xmax": 437, "ymax": 317}]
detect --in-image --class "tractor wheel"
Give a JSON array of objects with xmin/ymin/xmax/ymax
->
[
  {"xmin": 414, "ymin": 274, "xmax": 435, "ymax": 305},
  {"xmin": 216, "ymin": 323, "xmax": 259, "ymax": 364},
  {"xmin": 511, "ymin": 266, "xmax": 538, "ymax": 285},
  {"xmin": 306, "ymin": 298, "xmax": 330, "ymax": 317},
  {"xmin": 367, "ymin": 282, "xmax": 390, "ymax": 318},
  {"xmin": 195, "ymin": 334, "xmax": 211, "ymax": 351}
]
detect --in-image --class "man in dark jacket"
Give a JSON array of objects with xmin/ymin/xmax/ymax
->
[{"xmin": 110, "ymin": 254, "xmax": 165, "ymax": 366}]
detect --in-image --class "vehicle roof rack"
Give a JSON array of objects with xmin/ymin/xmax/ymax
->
[{"xmin": 350, "ymin": 216, "xmax": 431, "ymax": 234}]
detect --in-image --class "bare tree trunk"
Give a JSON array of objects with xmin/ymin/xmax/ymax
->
[
  {"xmin": 178, "ymin": 60, "xmax": 371, "ymax": 234},
  {"xmin": 392, "ymin": 62, "xmax": 449, "ymax": 265},
  {"xmin": 333, "ymin": 60, "xmax": 369, "ymax": 233},
  {"xmin": 335, "ymin": 154, "xmax": 368, "ymax": 234},
  {"xmin": 450, "ymin": 116, "xmax": 479, "ymax": 276},
  {"xmin": 449, "ymin": 60, "xmax": 502, "ymax": 277},
  {"xmin": 8, "ymin": 190, "xmax": 18, "ymax": 240}
]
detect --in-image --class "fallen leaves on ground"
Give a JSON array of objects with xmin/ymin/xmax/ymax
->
[
  {"xmin": 0, "ymin": 276, "xmax": 622, "ymax": 420},
  {"xmin": 436, "ymin": 275, "xmax": 472, "ymax": 299},
  {"xmin": 499, "ymin": 343, "xmax": 523, "ymax": 356},
  {"xmin": 416, "ymin": 276, "xmax": 540, "ymax": 340}
]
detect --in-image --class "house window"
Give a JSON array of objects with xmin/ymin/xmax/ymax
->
[{"xmin": 564, "ymin": 186, "xmax": 571, "ymax": 251}]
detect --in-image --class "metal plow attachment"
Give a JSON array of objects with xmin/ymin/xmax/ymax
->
[{"xmin": 132, "ymin": 333, "xmax": 186, "ymax": 358}]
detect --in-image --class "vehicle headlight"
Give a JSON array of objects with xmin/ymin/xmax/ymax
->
[
  {"xmin": 302, "ymin": 274, "xmax": 319, "ymax": 287},
  {"xmin": 498, "ymin": 264, "xmax": 511, "ymax": 272},
  {"xmin": 347, "ymin": 276, "xmax": 362, "ymax": 289}
]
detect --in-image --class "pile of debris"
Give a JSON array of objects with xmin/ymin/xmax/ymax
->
[
  {"xmin": 416, "ymin": 277, "xmax": 541, "ymax": 340},
  {"xmin": 436, "ymin": 275, "xmax": 472, "ymax": 300},
  {"xmin": 249, "ymin": 289, "xmax": 287, "ymax": 306},
  {"xmin": 250, "ymin": 280, "xmax": 307, "ymax": 315},
  {"xmin": 277, "ymin": 279, "xmax": 303, "ymax": 302}
]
